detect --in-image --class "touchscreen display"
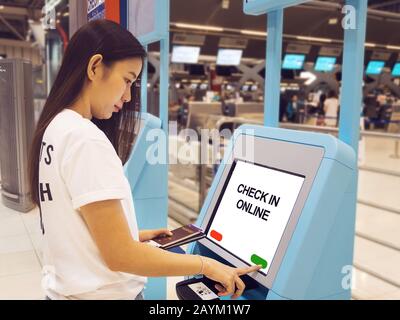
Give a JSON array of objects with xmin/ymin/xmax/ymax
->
[
  {"xmin": 172, "ymin": 46, "xmax": 200, "ymax": 64},
  {"xmin": 282, "ymin": 54, "xmax": 305, "ymax": 70},
  {"xmin": 315, "ymin": 56, "xmax": 336, "ymax": 72},
  {"xmin": 206, "ymin": 160, "xmax": 305, "ymax": 275},
  {"xmin": 217, "ymin": 49, "xmax": 243, "ymax": 66},
  {"xmin": 392, "ymin": 62, "xmax": 400, "ymax": 77},
  {"xmin": 366, "ymin": 60, "xmax": 385, "ymax": 75}
]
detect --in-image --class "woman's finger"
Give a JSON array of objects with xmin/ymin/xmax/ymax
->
[
  {"xmin": 156, "ymin": 229, "xmax": 172, "ymax": 237},
  {"xmin": 231, "ymin": 276, "xmax": 245, "ymax": 299},
  {"xmin": 214, "ymin": 283, "xmax": 225, "ymax": 292},
  {"xmin": 236, "ymin": 265, "xmax": 262, "ymax": 276},
  {"xmin": 217, "ymin": 280, "xmax": 235, "ymax": 297}
]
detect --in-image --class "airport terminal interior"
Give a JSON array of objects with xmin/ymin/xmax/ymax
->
[{"xmin": 0, "ymin": 0, "xmax": 400, "ymax": 300}]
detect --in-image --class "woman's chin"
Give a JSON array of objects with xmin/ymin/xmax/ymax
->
[{"xmin": 93, "ymin": 113, "xmax": 113, "ymax": 120}]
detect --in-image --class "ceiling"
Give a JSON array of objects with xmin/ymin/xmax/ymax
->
[
  {"xmin": 0, "ymin": 0, "xmax": 400, "ymax": 59},
  {"xmin": 368, "ymin": 0, "xmax": 400, "ymax": 12},
  {"xmin": 167, "ymin": 0, "xmax": 400, "ymax": 64},
  {"xmin": 0, "ymin": 0, "xmax": 43, "ymax": 40},
  {"xmin": 170, "ymin": 0, "xmax": 400, "ymax": 45}
]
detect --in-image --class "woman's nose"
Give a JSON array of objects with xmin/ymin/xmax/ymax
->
[{"xmin": 122, "ymin": 86, "xmax": 131, "ymax": 103}]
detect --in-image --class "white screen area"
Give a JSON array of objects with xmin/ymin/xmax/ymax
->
[
  {"xmin": 172, "ymin": 46, "xmax": 200, "ymax": 64},
  {"xmin": 217, "ymin": 49, "xmax": 243, "ymax": 66},
  {"xmin": 206, "ymin": 160, "xmax": 305, "ymax": 274}
]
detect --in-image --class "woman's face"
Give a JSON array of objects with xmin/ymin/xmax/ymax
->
[{"xmin": 89, "ymin": 57, "xmax": 143, "ymax": 119}]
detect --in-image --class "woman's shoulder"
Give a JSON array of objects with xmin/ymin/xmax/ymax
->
[
  {"xmin": 43, "ymin": 109, "xmax": 113, "ymax": 158},
  {"xmin": 44, "ymin": 109, "xmax": 109, "ymax": 145},
  {"xmin": 43, "ymin": 109, "xmax": 119, "ymax": 165}
]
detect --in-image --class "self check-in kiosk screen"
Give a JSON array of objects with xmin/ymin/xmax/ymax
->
[{"xmin": 206, "ymin": 160, "xmax": 305, "ymax": 275}]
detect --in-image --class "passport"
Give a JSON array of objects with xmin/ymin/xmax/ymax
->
[{"xmin": 148, "ymin": 224, "xmax": 205, "ymax": 249}]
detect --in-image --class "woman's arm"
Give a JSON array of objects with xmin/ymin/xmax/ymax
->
[
  {"xmin": 80, "ymin": 199, "xmax": 261, "ymax": 298},
  {"xmin": 80, "ymin": 199, "xmax": 203, "ymax": 277}
]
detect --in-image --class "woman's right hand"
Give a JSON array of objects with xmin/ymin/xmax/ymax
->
[{"xmin": 201, "ymin": 257, "xmax": 262, "ymax": 299}]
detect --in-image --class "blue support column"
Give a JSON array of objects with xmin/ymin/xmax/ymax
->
[
  {"xmin": 264, "ymin": 9, "xmax": 283, "ymax": 127},
  {"xmin": 141, "ymin": 45, "xmax": 148, "ymax": 113},
  {"xmin": 339, "ymin": 0, "xmax": 368, "ymax": 153},
  {"xmin": 159, "ymin": 38, "xmax": 169, "ymax": 132},
  {"xmin": 144, "ymin": 20, "xmax": 170, "ymax": 301},
  {"xmin": 338, "ymin": 0, "xmax": 368, "ymax": 299},
  {"xmin": 126, "ymin": 0, "xmax": 170, "ymax": 300}
]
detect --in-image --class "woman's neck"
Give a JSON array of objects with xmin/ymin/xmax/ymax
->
[{"xmin": 68, "ymin": 94, "xmax": 92, "ymax": 120}]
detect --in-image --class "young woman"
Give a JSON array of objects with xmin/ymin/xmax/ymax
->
[{"xmin": 28, "ymin": 20, "xmax": 259, "ymax": 300}]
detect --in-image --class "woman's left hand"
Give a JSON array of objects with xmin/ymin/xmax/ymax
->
[{"xmin": 139, "ymin": 229, "xmax": 173, "ymax": 242}]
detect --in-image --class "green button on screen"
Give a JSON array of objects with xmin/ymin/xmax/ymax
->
[{"xmin": 251, "ymin": 254, "xmax": 268, "ymax": 269}]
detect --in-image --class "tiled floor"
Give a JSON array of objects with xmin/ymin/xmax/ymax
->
[
  {"xmin": 345, "ymin": 136, "xmax": 400, "ymax": 299},
  {"xmin": 0, "ymin": 136, "xmax": 399, "ymax": 300},
  {"xmin": 0, "ymin": 206, "xmax": 43, "ymax": 300}
]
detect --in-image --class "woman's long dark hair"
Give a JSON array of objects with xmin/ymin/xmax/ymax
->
[{"xmin": 29, "ymin": 19, "xmax": 146, "ymax": 206}]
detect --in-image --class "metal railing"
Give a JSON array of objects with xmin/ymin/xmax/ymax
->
[{"xmin": 211, "ymin": 116, "xmax": 400, "ymax": 159}]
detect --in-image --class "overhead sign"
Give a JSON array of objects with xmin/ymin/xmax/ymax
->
[
  {"xmin": 286, "ymin": 43, "xmax": 311, "ymax": 54},
  {"xmin": 172, "ymin": 33, "xmax": 206, "ymax": 46},
  {"xmin": 319, "ymin": 47, "xmax": 342, "ymax": 57},
  {"xmin": 371, "ymin": 51, "xmax": 392, "ymax": 61},
  {"xmin": 219, "ymin": 37, "xmax": 248, "ymax": 49},
  {"xmin": 87, "ymin": 0, "xmax": 105, "ymax": 21}
]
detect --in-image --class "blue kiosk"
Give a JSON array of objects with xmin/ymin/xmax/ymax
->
[
  {"xmin": 123, "ymin": 0, "xmax": 367, "ymax": 300},
  {"xmin": 176, "ymin": 0, "xmax": 367, "ymax": 300}
]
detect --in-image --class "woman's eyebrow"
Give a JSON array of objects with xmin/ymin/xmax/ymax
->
[{"xmin": 128, "ymin": 71, "xmax": 137, "ymax": 79}]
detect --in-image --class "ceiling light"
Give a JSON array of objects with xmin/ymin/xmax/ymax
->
[
  {"xmin": 175, "ymin": 23, "xmax": 223, "ymax": 32},
  {"xmin": 296, "ymin": 36, "xmax": 332, "ymax": 43},
  {"xmin": 222, "ymin": 0, "xmax": 230, "ymax": 9},
  {"xmin": 365, "ymin": 43, "xmax": 376, "ymax": 47},
  {"xmin": 329, "ymin": 18, "xmax": 338, "ymax": 25},
  {"xmin": 240, "ymin": 30, "xmax": 267, "ymax": 37},
  {"xmin": 386, "ymin": 45, "xmax": 400, "ymax": 50}
]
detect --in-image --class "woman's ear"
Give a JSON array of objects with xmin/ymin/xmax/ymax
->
[{"xmin": 87, "ymin": 54, "xmax": 104, "ymax": 81}]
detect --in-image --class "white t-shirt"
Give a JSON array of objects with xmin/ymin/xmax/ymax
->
[
  {"xmin": 39, "ymin": 108, "xmax": 146, "ymax": 300},
  {"xmin": 324, "ymin": 97, "xmax": 339, "ymax": 119}
]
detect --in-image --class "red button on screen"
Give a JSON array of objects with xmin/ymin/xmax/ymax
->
[{"xmin": 210, "ymin": 230, "xmax": 223, "ymax": 241}]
